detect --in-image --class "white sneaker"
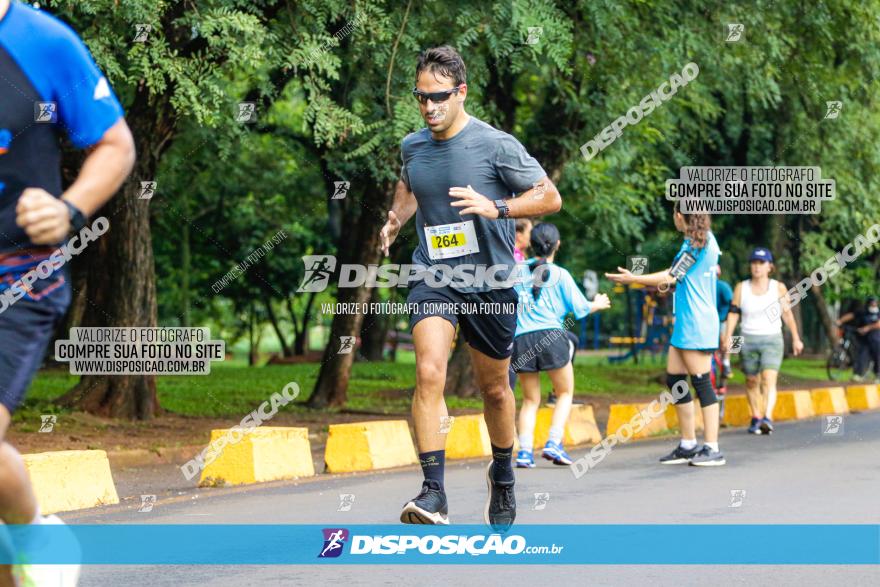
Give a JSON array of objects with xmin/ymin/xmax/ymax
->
[{"xmin": 12, "ymin": 514, "xmax": 81, "ymax": 587}]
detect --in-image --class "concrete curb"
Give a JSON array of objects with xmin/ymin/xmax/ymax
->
[
  {"xmin": 199, "ymin": 427, "xmax": 315, "ymax": 486},
  {"xmin": 324, "ymin": 420, "xmax": 418, "ymax": 473},
  {"xmin": 23, "ymin": 450, "xmax": 119, "ymax": 515},
  {"xmin": 845, "ymin": 384, "xmax": 879, "ymax": 411},
  {"xmin": 445, "ymin": 414, "xmax": 492, "ymax": 459},
  {"xmin": 811, "ymin": 387, "xmax": 849, "ymax": 415}
]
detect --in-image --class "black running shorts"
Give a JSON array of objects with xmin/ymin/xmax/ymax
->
[{"xmin": 407, "ymin": 280, "xmax": 519, "ymax": 360}]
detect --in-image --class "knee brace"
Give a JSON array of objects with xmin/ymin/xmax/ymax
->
[
  {"xmin": 666, "ymin": 373, "xmax": 692, "ymax": 404},
  {"xmin": 691, "ymin": 372, "xmax": 718, "ymax": 407}
]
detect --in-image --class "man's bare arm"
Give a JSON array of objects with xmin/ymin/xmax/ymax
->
[
  {"xmin": 65, "ymin": 119, "xmax": 136, "ymax": 215},
  {"xmin": 379, "ymin": 180, "xmax": 417, "ymax": 256},
  {"xmin": 506, "ymin": 176, "xmax": 562, "ymax": 218}
]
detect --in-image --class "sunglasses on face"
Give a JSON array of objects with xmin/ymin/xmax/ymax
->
[{"xmin": 412, "ymin": 85, "xmax": 462, "ymax": 105}]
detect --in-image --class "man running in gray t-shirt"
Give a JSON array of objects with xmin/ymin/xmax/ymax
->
[{"xmin": 379, "ymin": 45, "xmax": 562, "ymax": 530}]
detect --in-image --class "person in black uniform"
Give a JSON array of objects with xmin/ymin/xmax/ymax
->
[{"xmin": 838, "ymin": 296, "xmax": 880, "ymax": 382}]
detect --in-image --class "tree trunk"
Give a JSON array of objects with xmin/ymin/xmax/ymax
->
[
  {"xmin": 445, "ymin": 334, "xmax": 479, "ymax": 398},
  {"xmin": 57, "ymin": 158, "xmax": 160, "ymax": 419},
  {"xmin": 308, "ymin": 183, "xmax": 390, "ymax": 408},
  {"xmin": 359, "ymin": 288, "xmax": 387, "ymax": 361},
  {"xmin": 810, "ymin": 284, "xmax": 839, "ymax": 348},
  {"xmin": 287, "ymin": 293, "xmax": 316, "ymax": 356},
  {"xmin": 264, "ymin": 296, "xmax": 292, "ymax": 357}
]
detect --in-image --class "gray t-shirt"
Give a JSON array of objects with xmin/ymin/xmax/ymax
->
[{"xmin": 400, "ymin": 116, "xmax": 547, "ymax": 293}]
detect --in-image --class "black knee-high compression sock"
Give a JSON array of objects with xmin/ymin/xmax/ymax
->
[
  {"xmin": 491, "ymin": 443, "xmax": 514, "ymax": 483},
  {"xmin": 419, "ymin": 450, "xmax": 445, "ymax": 488}
]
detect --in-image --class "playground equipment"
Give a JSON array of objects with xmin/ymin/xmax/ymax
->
[{"xmin": 608, "ymin": 284, "xmax": 671, "ymax": 364}]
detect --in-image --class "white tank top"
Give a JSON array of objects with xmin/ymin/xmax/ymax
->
[{"xmin": 740, "ymin": 279, "xmax": 782, "ymax": 335}]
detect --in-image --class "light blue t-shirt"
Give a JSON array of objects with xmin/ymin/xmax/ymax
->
[
  {"xmin": 670, "ymin": 232, "xmax": 720, "ymax": 350},
  {"xmin": 514, "ymin": 261, "xmax": 592, "ymax": 336}
]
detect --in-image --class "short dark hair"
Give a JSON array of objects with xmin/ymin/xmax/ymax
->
[{"xmin": 416, "ymin": 45, "xmax": 467, "ymax": 86}]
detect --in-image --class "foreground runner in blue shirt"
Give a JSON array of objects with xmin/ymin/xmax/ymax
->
[
  {"xmin": 510, "ymin": 223, "xmax": 610, "ymax": 468},
  {"xmin": 607, "ymin": 204, "xmax": 726, "ymax": 466},
  {"xmin": 378, "ymin": 46, "xmax": 562, "ymax": 530},
  {"xmin": 0, "ymin": 1, "xmax": 135, "ymax": 583}
]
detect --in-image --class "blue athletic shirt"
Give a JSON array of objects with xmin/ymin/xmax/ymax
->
[
  {"xmin": 0, "ymin": 0, "xmax": 124, "ymax": 278},
  {"xmin": 670, "ymin": 231, "xmax": 720, "ymax": 350},
  {"xmin": 716, "ymin": 279, "xmax": 733, "ymax": 322},
  {"xmin": 514, "ymin": 260, "xmax": 592, "ymax": 336}
]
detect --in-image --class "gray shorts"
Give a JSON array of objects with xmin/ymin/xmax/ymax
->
[{"xmin": 741, "ymin": 333, "xmax": 784, "ymax": 375}]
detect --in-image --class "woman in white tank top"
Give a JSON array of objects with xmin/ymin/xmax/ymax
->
[{"xmin": 723, "ymin": 247, "xmax": 804, "ymax": 435}]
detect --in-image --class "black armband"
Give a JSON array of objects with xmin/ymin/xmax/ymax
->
[
  {"xmin": 728, "ymin": 304, "xmax": 742, "ymax": 314},
  {"xmin": 669, "ymin": 252, "xmax": 697, "ymax": 281}
]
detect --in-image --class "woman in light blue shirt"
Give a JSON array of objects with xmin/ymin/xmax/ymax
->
[
  {"xmin": 512, "ymin": 223, "xmax": 610, "ymax": 468},
  {"xmin": 607, "ymin": 204, "xmax": 725, "ymax": 466}
]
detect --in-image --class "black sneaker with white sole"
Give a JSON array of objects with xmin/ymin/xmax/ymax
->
[
  {"xmin": 689, "ymin": 445, "xmax": 726, "ymax": 466},
  {"xmin": 400, "ymin": 480, "xmax": 449, "ymax": 525},
  {"xmin": 760, "ymin": 417, "xmax": 774, "ymax": 435},
  {"xmin": 484, "ymin": 462, "xmax": 516, "ymax": 532},
  {"xmin": 659, "ymin": 443, "xmax": 700, "ymax": 464}
]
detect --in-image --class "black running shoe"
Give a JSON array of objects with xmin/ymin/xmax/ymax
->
[
  {"xmin": 484, "ymin": 462, "xmax": 516, "ymax": 532},
  {"xmin": 400, "ymin": 480, "xmax": 449, "ymax": 525},
  {"xmin": 547, "ymin": 391, "xmax": 557, "ymax": 406},
  {"xmin": 760, "ymin": 417, "xmax": 774, "ymax": 435},
  {"xmin": 689, "ymin": 445, "xmax": 726, "ymax": 467},
  {"xmin": 659, "ymin": 443, "xmax": 700, "ymax": 464}
]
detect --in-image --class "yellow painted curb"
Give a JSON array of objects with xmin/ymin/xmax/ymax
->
[
  {"xmin": 772, "ymin": 390, "xmax": 815, "ymax": 421},
  {"xmin": 200, "ymin": 427, "xmax": 315, "ymax": 486},
  {"xmin": 445, "ymin": 414, "xmax": 492, "ymax": 459},
  {"xmin": 811, "ymin": 387, "xmax": 849, "ymax": 415},
  {"xmin": 324, "ymin": 420, "xmax": 418, "ymax": 473},
  {"xmin": 606, "ymin": 403, "xmax": 668, "ymax": 439},
  {"xmin": 845, "ymin": 384, "xmax": 879, "ymax": 411},
  {"xmin": 23, "ymin": 450, "xmax": 119, "ymax": 514},
  {"xmin": 533, "ymin": 405, "xmax": 602, "ymax": 447},
  {"xmin": 722, "ymin": 395, "xmax": 752, "ymax": 426},
  {"xmin": 664, "ymin": 400, "xmax": 704, "ymax": 431}
]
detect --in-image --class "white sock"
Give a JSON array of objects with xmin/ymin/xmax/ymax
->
[
  {"xmin": 518, "ymin": 432, "xmax": 533, "ymax": 453},
  {"xmin": 704, "ymin": 441, "xmax": 719, "ymax": 451},
  {"xmin": 548, "ymin": 426, "xmax": 564, "ymax": 446},
  {"xmin": 680, "ymin": 438, "xmax": 698, "ymax": 450}
]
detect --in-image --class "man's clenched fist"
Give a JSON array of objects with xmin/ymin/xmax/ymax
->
[{"xmin": 15, "ymin": 188, "xmax": 70, "ymax": 245}]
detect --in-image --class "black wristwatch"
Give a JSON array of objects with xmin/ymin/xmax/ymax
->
[
  {"xmin": 63, "ymin": 200, "xmax": 88, "ymax": 233},
  {"xmin": 493, "ymin": 198, "xmax": 510, "ymax": 219}
]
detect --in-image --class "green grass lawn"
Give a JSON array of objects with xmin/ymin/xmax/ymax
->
[{"xmin": 23, "ymin": 353, "xmax": 831, "ymax": 421}]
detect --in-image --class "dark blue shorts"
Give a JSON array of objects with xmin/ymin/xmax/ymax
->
[
  {"xmin": 407, "ymin": 280, "xmax": 519, "ymax": 360},
  {"xmin": 0, "ymin": 278, "xmax": 70, "ymax": 413}
]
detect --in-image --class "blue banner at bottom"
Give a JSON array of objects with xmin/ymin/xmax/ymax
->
[{"xmin": 1, "ymin": 525, "xmax": 878, "ymax": 565}]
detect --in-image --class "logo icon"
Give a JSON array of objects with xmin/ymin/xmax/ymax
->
[
  {"xmin": 39, "ymin": 415, "xmax": 57, "ymax": 433},
  {"xmin": 34, "ymin": 102, "xmax": 57, "ymax": 123},
  {"xmin": 533, "ymin": 492, "xmax": 550, "ymax": 510},
  {"xmin": 337, "ymin": 336, "xmax": 356, "ymax": 355},
  {"xmin": 439, "ymin": 416, "xmax": 455, "ymax": 434},
  {"xmin": 297, "ymin": 255, "xmax": 336, "ymax": 293},
  {"xmin": 318, "ymin": 528, "xmax": 349, "ymax": 558},
  {"xmin": 729, "ymin": 489, "xmax": 746, "ymax": 508},
  {"xmin": 93, "ymin": 77, "xmax": 111, "ymax": 101},
  {"xmin": 824, "ymin": 101, "xmax": 842, "ymax": 119},
  {"xmin": 729, "ymin": 336, "xmax": 744, "ymax": 354},
  {"xmin": 627, "ymin": 255, "xmax": 649, "ymax": 276},
  {"xmin": 133, "ymin": 24, "xmax": 152, "ymax": 42},
  {"xmin": 236, "ymin": 102, "xmax": 257, "ymax": 123},
  {"xmin": 331, "ymin": 181, "xmax": 350, "ymax": 200},
  {"xmin": 138, "ymin": 494, "xmax": 157, "ymax": 513},
  {"xmin": 822, "ymin": 415, "xmax": 843, "ymax": 435},
  {"xmin": 138, "ymin": 181, "xmax": 157, "ymax": 200},
  {"xmin": 531, "ymin": 180, "xmax": 547, "ymax": 200},
  {"xmin": 525, "ymin": 26, "xmax": 543, "ymax": 46},
  {"xmin": 337, "ymin": 494, "xmax": 355, "ymax": 512},
  {"xmin": 726, "ymin": 23, "xmax": 744, "ymax": 42}
]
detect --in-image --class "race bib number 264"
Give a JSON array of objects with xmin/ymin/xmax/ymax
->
[{"xmin": 424, "ymin": 220, "xmax": 480, "ymax": 260}]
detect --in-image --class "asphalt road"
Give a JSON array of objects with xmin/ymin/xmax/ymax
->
[{"xmin": 69, "ymin": 411, "xmax": 880, "ymax": 586}]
